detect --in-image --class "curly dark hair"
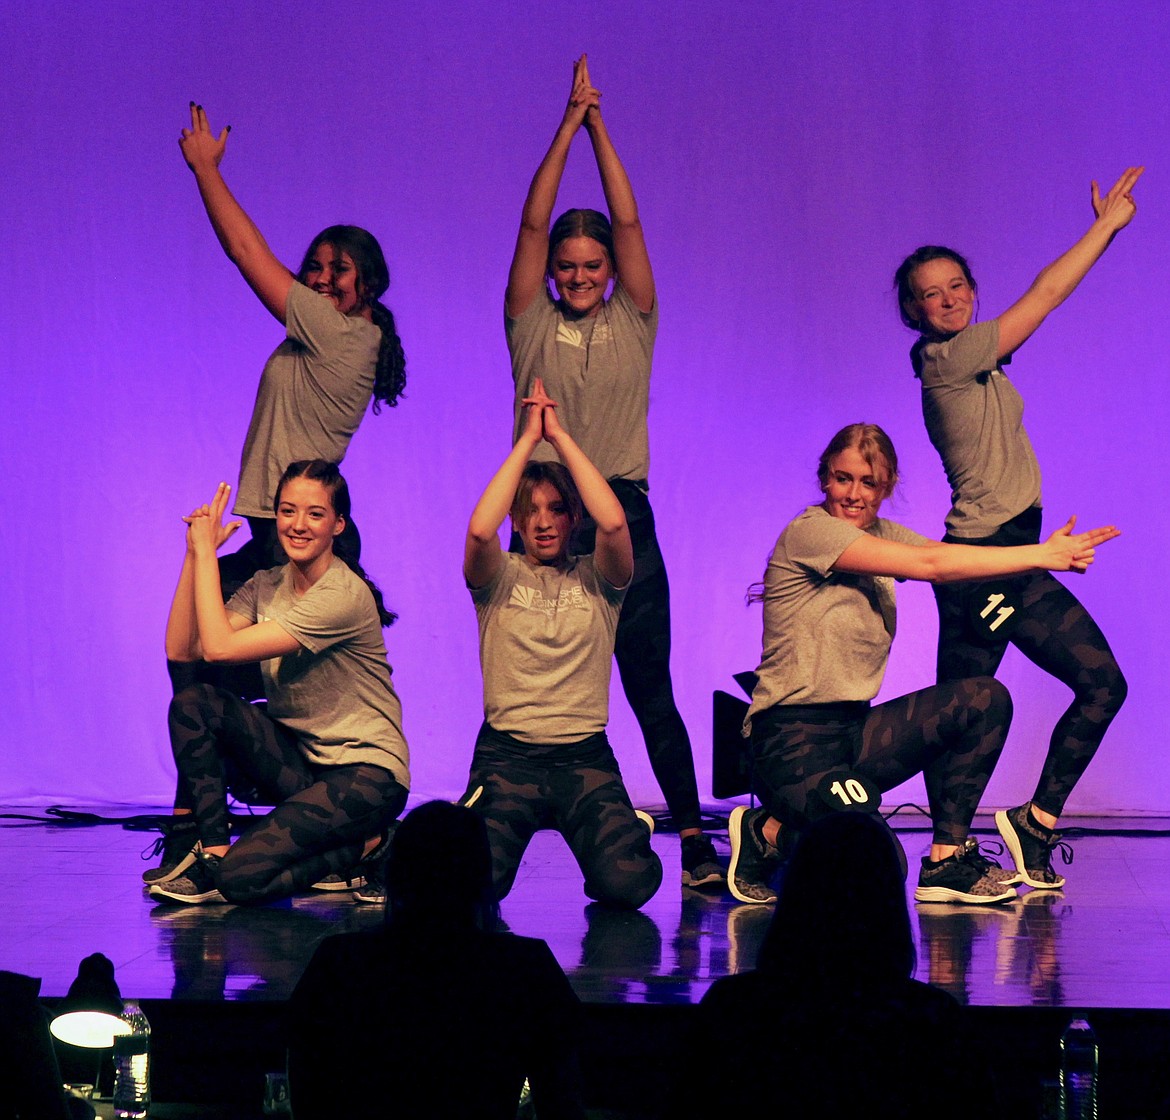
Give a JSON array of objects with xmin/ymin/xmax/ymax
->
[
  {"xmin": 297, "ymin": 226, "xmax": 407, "ymax": 412},
  {"xmin": 275, "ymin": 459, "xmax": 397, "ymax": 627},
  {"xmin": 893, "ymin": 245, "xmax": 977, "ymax": 333}
]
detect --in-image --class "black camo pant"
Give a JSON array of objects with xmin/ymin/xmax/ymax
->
[
  {"xmin": 168, "ymin": 684, "xmax": 406, "ymax": 903},
  {"xmin": 566, "ymin": 481, "xmax": 702, "ymax": 832},
  {"xmin": 934, "ymin": 508, "xmax": 1127, "ymax": 818},
  {"xmin": 465, "ymin": 723, "xmax": 663, "ymax": 909},
  {"xmin": 750, "ymin": 678, "xmax": 1012, "ymax": 846}
]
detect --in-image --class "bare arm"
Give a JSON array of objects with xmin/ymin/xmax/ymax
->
[
  {"xmin": 180, "ymin": 103, "xmax": 296, "ymax": 323},
  {"xmin": 995, "ymin": 166, "xmax": 1143, "ymax": 358},
  {"xmin": 833, "ymin": 517, "xmax": 1120, "ymax": 582},
  {"xmin": 179, "ymin": 483, "xmax": 303, "ymax": 664},
  {"xmin": 581, "ymin": 57, "xmax": 654, "ymax": 314},
  {"xmin": 541, "ymin": 394, "xmax": 633, "ymax": 588},
  {"xmin": 505, "ymin": 59, "xmax": 600, "ymax": 319},
  {"xmin": 464, "ymin": 397, "xmax": 545, "ymax": 589}
]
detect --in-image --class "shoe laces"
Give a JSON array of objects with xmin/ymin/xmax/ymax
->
[{"xmin": 959, "ymin": 836, "xmax": 1007, "ymax": 872}]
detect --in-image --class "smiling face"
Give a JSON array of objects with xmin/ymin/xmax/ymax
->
[
  {"xmin": 515, "ymin": 480, "xmax": 572, "ymax": 565},
  {"xmin": 821, "ymin": 445, "xmax": 893, "ymax": 531},
  {"xmin": 275, "ymin": 476, "xmax": 345, "ymax": 569},
  {"xmin": 550, "ymin": 236, "xmax": 613, "ymax": 318},
  {"xmin": 905, "ymin": 257, "xmax": 976, "ymax": 337},
  {"xmin": 302, "ymin": 243, "xmax": 367, "ymax": 317}
]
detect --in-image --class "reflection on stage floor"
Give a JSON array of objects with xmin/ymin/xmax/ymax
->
[{"xmin": 3, "ymin": 808, "xmax": 1170, "ymax": 1012}]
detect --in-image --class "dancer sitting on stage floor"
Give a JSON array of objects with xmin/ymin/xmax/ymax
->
[
  {"xmin": 505, "ymin": 56, "xmax": 719, "ymax": 888},
  {"xmin": 151, "ymin": 460, "xmax": 408, "ymax": 906},
  {"xmin": 289, "ymin": 801, "xmax": 585, "ymax": 1120},
  {"xmin": 461, "ymin": 378, "xmax": 662, "ymax": 910},
  {"xmin": 730, "ymin": 423, "xmax": 1119, "ymax": 906},
  {"xmin": 686, "ymin": 813, "xmax": 993, "ymax": 1119},
  {"xmin": 150, "ymin": 103, "xmax": 408, "ymax": 880},
  {"xmin": 894, "ymin": 166, "xmax": 1141, "ymax": 890}
]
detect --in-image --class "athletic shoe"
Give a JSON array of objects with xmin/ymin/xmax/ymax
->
[
  {"xmin": 727, "ymin": 806, "xmax": 782, "ymax": 904},
  {"xmin": 995, "ymin": 803, "xmax": 1070, "ymax": 889},
  {"xmin": 141, "ymin": 817, "xmax": 199, "ymax": 884},
  {"xmin": 310, "ymin": 869, "xmax": 367, "ymax": 891},
  {"xmin": 635, "ymin": 809, "xmax": 656, "ymax": 836},
  {"xmin": 148, "ymin": 851, "xmax": 226, "ymax": 905},
  {"xmin": 681, "ymin": 833, "xmax": 724, "ymax": 888},
  {"xmin": 914, "ymin": 846, "xmax": 1018, "ymax": 905},
  {"xmin": 959, "ymin": 836, "xmax": 1022, "ymax": 887},
  {"xmin": 352, "ymin": 829, "xmax": 397, "ymax": 905}
]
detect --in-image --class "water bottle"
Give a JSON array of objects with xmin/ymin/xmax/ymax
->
[
  {"xmin": 1059, "ymin": 1017, "xmax": 1097, "ymax": 1120},
  {"xmin": 112, "ymin": 1000, "xmax": 151, "ymax": 1118}
]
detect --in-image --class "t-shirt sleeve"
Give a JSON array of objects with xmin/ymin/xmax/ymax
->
[
  {"xmin": 284, "ymin": 281, "xmax": 378, "ymax": 361},
  {"xmin": 783, "ymin": 511, "xmax": 865, "ymax": 577},
  {"xmin": 914, "ymin": 320, "xmax": 999, "ymax": 388},
  {"xmin": 269, "ymin": 571, "xmax": 373, "ymax": 654},
  {"xmin": 225, "ymin": 577, "xmax": 259, "ymax": 623},
  {"xmin": 877, "ymin": 519, "xmax": 932, "ymax": 548},
  {"xmin": 505, "ymin": 288, "xmax": 557, "ymax": 386}
]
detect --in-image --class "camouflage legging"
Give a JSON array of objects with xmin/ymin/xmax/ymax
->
[
  {"xmin": 934, "ymin": 508, "xmax": 1127, "ymax": 818},
  {"xmin": 168, "ymin": 684, "xmax": 406, "ymax": 903},
  {"xmin": 465, "ymin": 723, "xmax": 663, "ymax": 909},
  {"xmin": 750, "ymin": 677, "xmax": 1012, "ymax": 846}
]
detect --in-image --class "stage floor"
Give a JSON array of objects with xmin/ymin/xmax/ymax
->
[{"xmin": 3, "ymin": 807, "xmax": 1170, "ymax": 1011}]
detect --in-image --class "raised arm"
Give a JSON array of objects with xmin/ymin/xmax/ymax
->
[
  {"xmin": 463, "ymin": 393, "xmax": 546, "ymax": 589},
  {"xmin": 179, "ymin": 103, "xmax": 296, "ymax": 322},
  {"xmin": 505, "ymin": 59, "xmax": 599, "ymax": 319},
  {"xmin": 580, "ymin": 57, "xmax": 654, "ymax": 314},
  {"xmin": 833, "ymin": 517, "xmax": 1120, "ymax": 583},
  {"xmin": 541, "ymin": 390, "xmax": 633, "ymax": 588},
  {"xmin": 177, "ymin": 483, "xmax": 303, "ymax": 664},
  {"xmin": 995, "ymin": 166, "xmax": 1144, "ymax": 358}
]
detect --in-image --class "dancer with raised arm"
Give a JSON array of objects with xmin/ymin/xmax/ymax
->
[
  {"xmin": 148, "ymin": 104, "xmax": 408, "ymax": 880},
  {"xmin": 463, "ymin": 379, "xmax": 661, "ymax": 910},
  {"xmin": 151, "ymin": 461, "xmax": 408, "ymax": 905},
  {"xmin": 505, "ymin": 57, "xmax": 719, "ymax": 887},
  {"xmin": 729, "ymin": 424, "xmax": 1119, "ymax": 906},
  {"xmin": 894, "ymin": 166, "xmax": 1141, "ymax": 889}
]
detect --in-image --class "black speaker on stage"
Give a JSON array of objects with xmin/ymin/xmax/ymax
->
[{"xmin": 711, "ymin": 672, "xmax": 758, "ymax": 800}]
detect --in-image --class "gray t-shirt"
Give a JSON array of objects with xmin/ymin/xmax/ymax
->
[
  {"xmin": 233, "ymin": 282, "xmax": 382, "ymax": 519},
  {"xmin": 226, "ymin": 556, "xmax": 409, "ymax": 786},
  {"xmin": 506, "ymin": 284, "xmax": 657, "ymax": 483},
  {"xmin": 745, "ymin": 506, "xmax": 929, "ymax": 725},
  {"xmin": 913, "ymin": 319, "xmax": 1042, "ymax": 538},
  {"xmin": 472, "ymin": 552, "xmax": 626, "ymax": 745}
]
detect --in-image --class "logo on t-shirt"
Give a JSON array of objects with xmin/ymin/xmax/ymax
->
[
  {"xmin": 509, "ymin": 583, "xmax": 588, "ymax": 615},
  {"xmin": 555, "ymin": 322, "xmax": 584, "ymax": 349}
]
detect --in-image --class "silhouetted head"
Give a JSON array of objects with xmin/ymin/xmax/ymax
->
[
  {"xmin": 385, "ymin": 802, "xmax": 499, "ymax": 930},
  {"xmin": 757, "ymin": 813, "xmax": 915, "ymax": 987}
]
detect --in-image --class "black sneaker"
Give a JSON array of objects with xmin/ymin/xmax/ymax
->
[
  {"xmin": 148, "ymin": 851, "xmax": 226, "ymax": 905},
  {"xmin": 727, "ymin": 806, "xmax": 782, "ymax": 904},
  {"xmin": 141, "ymin": 817, "xmax": 199, "ymax": 884},
  {"xmin": 914, "ymin": 846, "xmax": 1018, "ymax": 905},
  {"xmin": 959, "ymin": 836, "xmax": 1022, "ymax": 887},
  {"xmin": 995, "ymin": 803, "xmax": 1071, "ymax": 889},
  {"xmin": 352, "ymin": 829, "xmax": 397, "ymax": 905},
  {"xmin": 681, "ymin": 833, "xmax": 723, "ymax": 888}
]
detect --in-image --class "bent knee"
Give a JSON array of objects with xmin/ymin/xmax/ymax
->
[{"xmin": 585, "ymin": 853, "xmax": 663, "ymax": 910}]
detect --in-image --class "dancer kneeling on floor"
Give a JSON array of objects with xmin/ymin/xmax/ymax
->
[
  {"xmin": 152, "ymin": 460, "xmax": 409, "ymax": 905},
  {"xmin": 729, "ymin": 423, "xmax": 1119, "ymax": 906},
  {"xmin": 462, "ymin": 378, "xmax": 662, "ymax": 910}
]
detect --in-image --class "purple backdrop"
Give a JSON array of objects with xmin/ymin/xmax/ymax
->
[{"xmin": 2, "ymin": 2, "xmax": 1166, "ymax": 812}]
